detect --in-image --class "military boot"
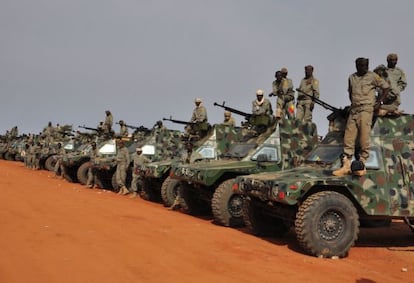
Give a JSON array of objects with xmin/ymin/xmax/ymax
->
[
  {"xmin": 121, "ymin": 186, "xmax": 130, "ymax": 195},
  {"xmin": 129, "ymin": 192, "xmax": 138, "ymax": 199},
  {"xmin": 352, "ymin": 158, "xmax": 366, "ymax": 176},
  {"xmin": 333, "ymin": 156, "xmax": 351, "ymax": 176},
  {"xmin": 116, "ymin": 186, "xmax": 123, "ymax": 195}
]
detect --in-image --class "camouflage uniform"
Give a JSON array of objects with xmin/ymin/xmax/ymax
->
[
  {"xmin": 54, "ymin": 145, "xmax": 66, "ymax": 177},
  {"xmin": 384, "ymin": 54, "xmax": 407, "ymax": 114},
  {"xmin": 115, "ymin": 141, "xmax": 130, "ymax": 194},
  {"xmin": 251, "ymin": 97, "xmax": 272, "ymax": 116},
  {"xmin": 119, "ymin": 122, "xmax": 128, "ymax": 137},
  {"xmin": 130, "ymin": 149, "xmax": 150, "ymax": 197},
  {"xmin": 222, "ymin": 111, "xmax": 236, "ymax": 126},
  {"xmin": 104, "ymin": 111, "xmax": 113, "ymax": 135},
  {"xmin": 190, "ymin": 99, "xmax": 209, "ymax": 136},
  {"xmin": 296, "ymin": 73, "xmax": 319, "ymax": 122},
  {"xmin": 344, "ymin": 71, "xmax": 389, "ymax": 161},
  {"xmin": 374, "ymin": 65, "xmax": 401, "ymax": 114},
  {"xmin": 272, "ymin": 78, "xmax": 295, "ymax": 119},
  {"xmin": 86, "ymin": 144, "xmax": 98, "ymax": 188}
]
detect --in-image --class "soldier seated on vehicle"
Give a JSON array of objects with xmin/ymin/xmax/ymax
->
[
  {"xmin": 189, "ymin": 98, "xmax": 210, "ymax": 138},
  {"xmin": 251, "ymin": 89, "xmax": 274, "ymax": 133}
]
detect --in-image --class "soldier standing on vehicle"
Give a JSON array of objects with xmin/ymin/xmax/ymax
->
[
  {"xmin": 118, "ymin": 120, "xmax": 129, "ymax": 137},
  {"xmin": 380, "ymin": 53, "xmax": 407, "ymax": 115},
  {"xmin": 333, "ymin": 57, "xmax": 389, "ymax": 177},
  {"xmin": 222, "ymin": 110, "xmax": 236, "ymax": 126},
  {"xmin": 374, "ymin": 65, "xmax": 401, "ymax": 116},
  {"xmin": 270, "ymin": 71, "xmax": 295, "ymax": 119},
  {"xmin": 115, "ymin": 140, "xmax": 130, "ymax": 195},
  {"xmin": 43, "ymin": 121, "xmax": 55, "ymax": 144},
  {"xmin": 296, "ymin": 65, "xmax": 320, "ymax": 122},
  {"xmin": 104, "ymin": 110, "xmax": 113, "ymax": 136},
  {"xmin": 129, "ymin": 147, "xmax": 150, "ymax": 198},
  {"xmin": 86, "ymin": 142, "xmax": 98, "ymax": 188}
]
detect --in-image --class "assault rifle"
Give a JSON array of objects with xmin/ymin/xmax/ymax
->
[
  {"xmin": 115, "ymin": 122, "xmax": 147, "ymax": 131},
  {"xmin": 213, "ymin": 101, "xmax": 252, "ymax": 120},
  {"xmin": 163, "ymin": 116, "xmax": 195, "ymax": 126}
]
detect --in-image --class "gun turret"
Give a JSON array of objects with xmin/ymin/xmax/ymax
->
[
  {"xmin": 162, "ymin": 116, "xmax": 195, "ymax": 126},
  {"xmin": 213, "ymin": 101, "xmax": 252, "ymax": 120}
]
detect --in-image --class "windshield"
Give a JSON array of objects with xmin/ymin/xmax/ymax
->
[
  {"xmin": 195, "ymin": 145, "xmax": 216, "ymax": 159},
  {"xmin": 98, "ymin": 140, "xmax": 116, "ymax": 154},
  {"xmin": 306, "ymin": 145, "xmax": 343, "ymax": 163},
  {"xmin": 63, "ymin": 141, "xmax": 75, "ymax": 151},
  {"xmin": 251, "ymin": 145, "xmax": 279, "ymax": 162},
  {"xmin": 224, "ymin": 143, "xmax": 257, "ymax": 159}
]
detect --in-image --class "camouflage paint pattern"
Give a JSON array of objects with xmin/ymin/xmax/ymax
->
[
  {"xmin": 171, "ymin": 119, "xmax": 318, "ymax": 187},
  {"xmin": 236, "ymin": 114, "xmax": 414, "ymax": 218}
]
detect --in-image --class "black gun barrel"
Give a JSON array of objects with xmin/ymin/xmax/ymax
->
[
  {"xmin": 213, "ymin": 101, "xmax": 252, "ymax": 119},
  {"xmin": 162, "ymin": 116, "xmax": 194, "ymax": 125}
]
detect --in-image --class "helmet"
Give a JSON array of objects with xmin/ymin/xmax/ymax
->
[{"xmin": 256, "ymin": 89, "xmax": 264, "ymax": 96}]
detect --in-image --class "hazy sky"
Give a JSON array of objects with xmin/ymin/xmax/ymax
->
[{"xmin": 1, "ymin": 0, "xmax": 413, "ymax": 136}]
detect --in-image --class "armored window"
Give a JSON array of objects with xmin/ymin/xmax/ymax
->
[
  {"xmin": 251, "ymin": 146, "xmax": 279, "ymax": 162},
  {"xmin": 196, "ymin": 146, "xmax": 216, "ymax": 159}
]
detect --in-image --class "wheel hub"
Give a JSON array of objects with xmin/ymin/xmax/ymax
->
[
  {"xmin": 319, "ymin": 210, "xmax": 343, "ymax": 241},
  {"xmin": 228, "ymin": 195, "xmax": 243, "ymax": 218}
]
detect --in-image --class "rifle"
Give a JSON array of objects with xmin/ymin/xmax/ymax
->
[
  {"xmin": 295, "ymin": 88, "xmax": 342, "ymax": 113},
  {"xmin": 213, "ymin": 101, "xmax": 252, "ymax": 120},
  {"xmin": 162, "ymin": 116, "xmax": 195, "ymax": 126}
]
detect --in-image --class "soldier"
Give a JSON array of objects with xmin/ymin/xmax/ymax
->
[
  {"xmin": 222, "ymin": 110, "xmax": 236, "ymax": 126},
  {"xmin": 86, "ymin": 142, "xmax": 98, "ymax": 188},
  {"xmin": 190, "ymin": 98, "xmax": 209, "ymax": 136},
  {"xmin": 374, "ymin": 64, "xmax": 401, "ymax": 116},
  {"xmin": 270, "ymin": 71, "xmax": 295, "ymax": 119},
  {"xmin": 103, "ymin": 110, "xmax": 113, "ymax": 136},
  {"xmin": 333, "ymin": 57, "xmax": 389, "ymax": 177},
  {"xmin": 54, "ymin": 142, "xmax": 66, "ymax": 178},
  {"xmin": 115, "ymin": 140, "xmax": 130, "ymax": 195},
  {"xmin": 129, "ymin": 147, "xmax": 150, "ymax": 198},
  {"xmin": 380, "ymin": 53, "xmax": 407, "ymax": 115},
  {"xmin": 118, "ymin": 120, "xmax": 129, "ymax": 137},
  {"xmin": 296, "ymin": 65, "xmax": 320, "ymax": 122},
  {"xmin": 43, "ymin": 121, "xmax": 55, "ymax": 144}
]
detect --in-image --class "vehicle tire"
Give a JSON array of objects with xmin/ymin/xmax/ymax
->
[
  {"xmin": 180, "ymin": 182, "xmax": 210, "ymax": 215},
  {"xmin": 242, "ymin": 198, "xmax": 290, "ymax": 237},
  {"xmin": 77, "ymin": 162, "xmax": 91, "ymax": 185},
  {"xmin": 161, "ymin": 176, "xmax": 180, "ymax": 207},
  {"xmin": 44, "ymin": 155, "xmax": 57, "ymax": 171},
  {"xmin": 212, "ymin": 179, "xmax": 244, "ymax": 227},
  {"xmin": 295, "ymin": 191, "xmax": 359, "ymax": 258}
]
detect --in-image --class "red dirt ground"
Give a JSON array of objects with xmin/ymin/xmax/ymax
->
[{"xmin": 0, "ymin": 160, "xmax": 413, "ymax": 283}]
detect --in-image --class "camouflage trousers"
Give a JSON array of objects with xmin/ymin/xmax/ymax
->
[
  {"xmin": 115, "ymin": 163, "xmax": 128, "ymax": 188},
  {"xmin": 296, "ymin": 100, "xmax": 314, "ymax": 122},
  {"xmin": 276, "ymin": 98, "xmax": 294, "ymax": 119},
  {"xmin": 343, "ymin": 108, "xmax": 373, "ymax": 161}
]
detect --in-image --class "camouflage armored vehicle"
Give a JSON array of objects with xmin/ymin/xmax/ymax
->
[
  {"xmin": 93, "ymin": 125, "xmax": 182, "ymax": 193},
  {"xmin": 170, "ymin": 107, "xmax": 319, "ymax": 227},
  {"xmin": 235, "ymin": 113, "xmax": 414, "ymax": 258},
  {"xmin": 60, "ymin": 127, "xmax": 107, "ymax": 183},
  {"xmin": 142, "ymin": 121, "xmax": 242, "ymax": 206}
]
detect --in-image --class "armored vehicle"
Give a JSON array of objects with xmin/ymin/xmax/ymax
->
[
  {"xmin": 93, "ymin": 126, "xmax": 182, "ymax": 193},
  {"xmin": 235, "ymin": 113, "xmax": 414, "ymax": 258},
  {"xmin": 170, "ymin": 118, "xmax": 318, "ymax": 227},
  {"xmin": 142, "ymin": 123, "xmax": 242, "ymax": 206}
]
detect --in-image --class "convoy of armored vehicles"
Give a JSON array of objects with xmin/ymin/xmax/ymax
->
[{"xmin": 2, "ymin": 97, "xmax": 413, "ymax": 259}]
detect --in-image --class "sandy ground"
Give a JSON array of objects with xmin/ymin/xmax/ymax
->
[{"xmin": 0, "ymin": 160, "xmax": 413, "ymax": 283}]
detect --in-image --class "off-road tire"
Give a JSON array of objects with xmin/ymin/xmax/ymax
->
[
  {"xmin": 161, "ymin": 176, "xmax": 180, "ymax": 207},
  {"xmin": 242, "ymin": 198, "xmax": 290, "ymax": 237},
  {"xmin": 212, "ymin": 179, "xmax": 244, "ymax": 227},
  {"xmin": 295, "ymin": 191, "xmax": 359, "ymax": 258},
  {"xmin": 180, "ymin": 182, "xmax": 210, "ymax": 215},
  {"xmin": 44, "ymin": 155, "xmax": 57, "ymax": 171},
  {"xmin": 77, "ymin": 162, "xmax": 91, "ymax": 185}
]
